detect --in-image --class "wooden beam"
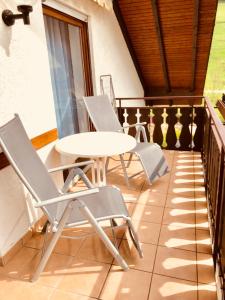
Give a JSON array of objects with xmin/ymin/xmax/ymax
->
[
  {"xmin": 0, "ymin": 128, "xmax": 58, "ymax": 170},
  {"xmin": 31, "ymin": 128, "xmax": 58, "ymax": 150},
  {"xmin": 113, "ymin": 0, "xmax": 146, "ymax": 90},
  {"xmin": 190, "ymin": 0, "xmax": 199, "ymax": 92},
  {"xmin": 151, "ymin": 0, "xmax": 170, "ymax": 93}
]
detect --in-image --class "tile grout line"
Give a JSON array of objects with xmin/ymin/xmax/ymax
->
[
  {"xmin": 149, "ymin": 152, "xmax": 208, "ymax": 297},
  {"xmin": 51, "ymin": 286, "xmax": 100, "ymax": 299},
  {"xmin": 194, "ymin": 152, "xmax": 215, "ymax": 299},
  {"xmin": 137, "ymin": 174, "xmax": 166, "ymax": 300},
  {"xmin": 193, "ymin": 151, "xmax": 199, "ymax": 300},
  {"xmin": 97, "ymin": 238, "xmax": 123, "ymax": 299},
  {"xmin": 28, "ymin": 232, "xmax": 88, "ymax": 290},
  {"xmin": 45, "ymin": 286, "xmax": 56, "ymax": 300},
  {"xmin": 152, "ymin": 271, "xmax": 198, "ymax": 284},
  {"xmin": 118, "ymin": 173, "xmax": 163, "ymax": 300},
  {"xmin": 95, "ymin": 168, "xmax": 147, "ymax": 300},
  {"xmin": 147, "ymin": 150, "xmax": 176, "ymax": 300},
  {"xmin": 151, "ymin": 271, "xmax": 216, "ymax": 286},
  {"xmin": 193, "ymin": 151, "xmax": 215, "ymax": 296}
]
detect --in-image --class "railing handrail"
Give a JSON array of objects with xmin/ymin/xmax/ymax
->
[
  {"xmin": 116, "ymin": 104, "xmax": 202, "ymax": 109},
  {"xmin": 205, "ymin": 96, "xmax": 225, "ymax": 150},
  {"xmin": 116, "ymin": 95, "xmax": 205, "ymax": 108},
  {"xmin": 116, "ymin": 95, "xmax": 204, "ymax": 100}
]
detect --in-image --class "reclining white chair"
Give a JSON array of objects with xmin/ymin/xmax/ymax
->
[
  {"xmin": 83, "ymin": 95, "xmax": 169, "ymax": 185},
  {"xmin": 0, "ymin": 114, "xmax": 143, "ymax": 282}
]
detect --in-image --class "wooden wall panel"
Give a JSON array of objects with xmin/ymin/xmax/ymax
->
[
  {"xmin": 116, "ymin": 0, "xmax": 218, "ymax": 99},
  {"xmin": 118, "ymin": 0, "xmax": 165, "ymax": 88}
]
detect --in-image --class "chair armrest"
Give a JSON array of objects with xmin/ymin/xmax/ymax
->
[
  {"xmin": 122, "ymin": 122, "xmax": 146, "ymax": 129},
  {"xmin": 48, "ymin": 160, "xmax": 94, "ymax": 173},
  {"xmin": 122, "ymin": 123, "xmax": 148, "ymax": 142},
  {"xmin": 34, "ymin": 188, "xmax": 99, "ymax": 207}
]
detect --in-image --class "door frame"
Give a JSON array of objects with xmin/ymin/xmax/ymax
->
[{"xmin": 43, "ymin": 5, "xmax": 93, "ymax": 97}]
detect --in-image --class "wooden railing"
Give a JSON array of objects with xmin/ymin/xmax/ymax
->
[
  {"xmin": 116, "ymin": 96, "xmax": 205, "ymax": 151},
  {"xmin": 203, "ymin": 97, "xmax": 225, "ymax": 300},
  {"xmin": 217, "ymin": 100, "xmax": 225, "ymax": 121}
]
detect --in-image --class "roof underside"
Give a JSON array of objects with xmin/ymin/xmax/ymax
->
[{"xmin": 114, "ymin": 0, "xmax": 218, "ymax": 101}]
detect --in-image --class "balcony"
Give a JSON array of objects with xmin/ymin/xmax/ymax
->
[
  {"xmin": 1, "ymin": 95, "xmax": 224, "ymax": 300},
  {"xmin": 1, "ymin": 0, "xmax": 223, "ymax": 298}
]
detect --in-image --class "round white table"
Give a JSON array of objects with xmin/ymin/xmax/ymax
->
[{"xmin": 55, "ymin": 131, "xmax": 137, "ymax": 186}]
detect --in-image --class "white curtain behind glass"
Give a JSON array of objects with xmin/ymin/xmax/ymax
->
[
  {"xmin": 44, "ymin": 15, "xmax": 79, "ymax": 138},
  {"xmin": 68, "ymin": 25, "xmax": 89, "ymax": 133}
]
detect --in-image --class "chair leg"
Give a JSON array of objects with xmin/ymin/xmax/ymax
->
[
  {"xmin": 41, "ymin": 222, "xmax": 51, "ymax": 256},
  {"xmin": 79, "ymin": 200, "xmax": 129, "ymax": 271},
  {"xmin": 31, "ymin": 202, "xmax": 74, "ymax": 282},
  {"xmin": 137, "ymin": 157, "xmax": 152, "ymax": 186},
  {"xmin": 119, "ymin": 155, "xmax": 130, "ymax": 186},
  {"xmin": 110, "ymin": 219, "xmax": 119, "ymax": 250},
  {"xmin": 127, "ymin": 153, "xmax": 133, "ymax": 168},
  {"xmin": 126, "ymin": 218, "xmax": 143, "ymax": 258}
]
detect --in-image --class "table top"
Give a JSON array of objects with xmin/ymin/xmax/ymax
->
[{"xmin": 55, "ymin": 131, "xmax": 137, "ymax": 158}]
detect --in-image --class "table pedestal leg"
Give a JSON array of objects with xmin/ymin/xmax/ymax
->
[
  {"xmin": 91, "ymin": 157, "xmax": 107, "ymax": 186},
  {"xmin": 91, "ymin": 163, "xmax": 96, "ymax": 185}
]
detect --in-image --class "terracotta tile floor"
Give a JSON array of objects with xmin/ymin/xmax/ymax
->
[{"xmin": 0, "ymin": 151, "xmax": 217, "ymax": 299}]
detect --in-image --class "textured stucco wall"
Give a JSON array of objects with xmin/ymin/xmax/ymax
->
[
  {"xmin": 0, "ymin": 0, "xmax": 58, "ymax": 256},
  {"xmin": 0, "ymin": 0, "xmax": 56, "ymax": 135}
]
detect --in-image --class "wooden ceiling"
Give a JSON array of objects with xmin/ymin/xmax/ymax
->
[{"xmin": 113, "ymin": 0, "xmax": 218, "ymax": 99}]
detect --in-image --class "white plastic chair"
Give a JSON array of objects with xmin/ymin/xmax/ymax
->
[
  {"xmin": 0, "ymin": 114, "xmax": 143, "ymax": 281},
  {"xmin": 83, "ymin": 95, "xmax": 169, "ymax": 185}
]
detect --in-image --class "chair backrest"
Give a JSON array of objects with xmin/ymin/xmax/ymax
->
[
  {"xmin": 0, "ymin": 115, "xmax": 59, "ymax": 217},
  {"xmin": 83, "ymin": 95, "xmax": 122, "ymax": 132}
]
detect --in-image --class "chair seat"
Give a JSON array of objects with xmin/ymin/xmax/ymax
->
[
  {"xmin": 131, "ymin": 141, "xmax": 155, "ymax": 153},
  {"xmin": 131, "ymin": 142, "xmax": 169, "ymax": 183},
  {"xmin": 55, "ymin": 186, "xmax": 129, "ymax": 226}
]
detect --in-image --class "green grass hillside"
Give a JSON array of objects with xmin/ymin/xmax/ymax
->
[{"xmin": 204, "ymin": 0, "xmax": 225, "ymax": 105}]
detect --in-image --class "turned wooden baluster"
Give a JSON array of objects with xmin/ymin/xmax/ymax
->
[
  {"xmin": 174, "ymin": 108, "xmax": 183, "ymax": 149},
  {"xmin": 148, "ymin": 108, "xmax": 155, "ymax": 143},
  {"xmin": 189, "ymin": 107, "xmax": 197, "ymax": 149},
  {"xmin": 166, "ymin": 107, "xmax": 178, "ymax": 149},
  {"xmin": 161, "ymin": 108, "xmax": 169, "ymax": 148},
  {"xmin": 179, "ymin": 107, "xmax": 192, "ymax": 150}
]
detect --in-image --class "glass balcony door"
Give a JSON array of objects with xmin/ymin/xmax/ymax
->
[{"xmin": 43, "ymin": 6, "xmax": 93, "ymax": 137}]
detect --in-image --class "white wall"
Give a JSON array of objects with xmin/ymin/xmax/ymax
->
[
  {"xmin": 0, "ymin": 0, "xmax": 143, "ymax": 256},
  {"xmin": 0, "ymin": 0, "xmax": 58, "ymax": 256},
  {"xmin": 0, "ymin": 0, "xmax": 56, "ymax": 136}
]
